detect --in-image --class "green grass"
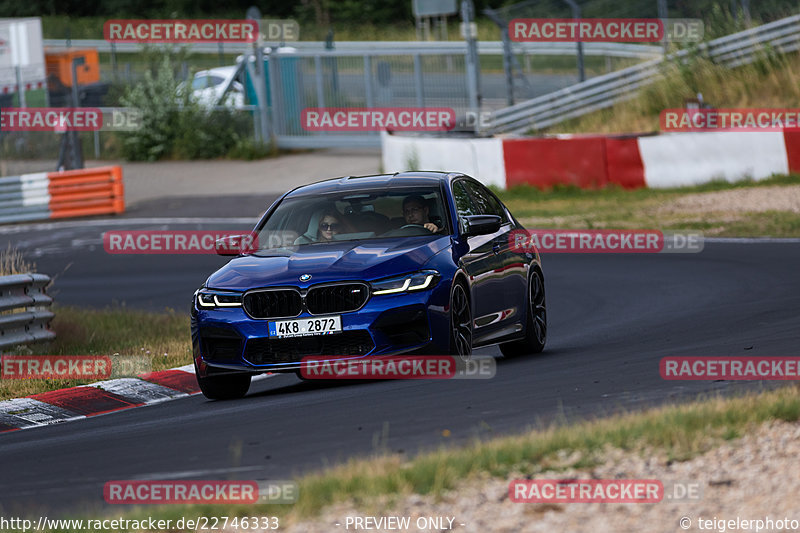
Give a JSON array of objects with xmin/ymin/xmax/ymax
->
[
  {"xmin": 548, "ymin": 49, "xmax": 800, "ymax": 135},
  {"xmin": 0, "ymin": 305, "xmax": 191, "ymax": 400},
  {"xmin": 39, "ymin": 17, "xmax": 499, "ymax": 43},
  {"xmin": 43, "ymin": 385, "xmax": 800, "ymax": 531},
  {"xmin": 39, "ymin": 17, "xmax": 647, "ymax": 77},
  {"xmin": 493, "ymin": 174, "xmax": 800, "ymax": 237}
]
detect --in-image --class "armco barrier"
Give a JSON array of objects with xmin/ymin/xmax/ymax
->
[
  {"xmin": 382, "ymin": 131, "xmax": 800, "ymax": 189},
  {"xmin": 0, "ymin": 274, "xmax": 54, "ymax": 352},
  {"xmin": 0, "ymin": 166, "xmax": 124, "ymax": 224}
]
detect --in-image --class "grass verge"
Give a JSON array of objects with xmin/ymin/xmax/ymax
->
[
  {"xmin": 493, "ymin": 173, "xmax": 800, "ymax": 237},
  {"xmin": 0, "ymin": 306, "xmax": 191, "ymax": 400},
  {"xmin": 46, "ymin": 385, "xmax": 800, "ymax": 532}
]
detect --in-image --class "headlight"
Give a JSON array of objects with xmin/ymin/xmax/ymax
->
[
  {"xmin": 370, "ymin": 270, "xmax": 440, "ymax": 295},
  {"xmin": 196, "ymin": 289, "xmax": 243, "ymax": 309}
]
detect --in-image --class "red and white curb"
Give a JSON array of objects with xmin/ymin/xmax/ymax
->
[
  {"xmin": 0, "ymin": 364, "xmax": 272, "ymax": 434},
  {"xmin": 382, "ymin": 129, "xmax": 800, "ymax": 189}
]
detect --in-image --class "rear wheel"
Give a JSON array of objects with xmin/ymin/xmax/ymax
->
[
  {"xmin": 195, "ymin": 361, "xmax": 251, "ymax": 400},
  {"xmin": 449, "ymin": 281, "xmax": 473, "ymax": 358},
  {"xmin": 500, "ymin": 269, "xmax": 547, "ymax": 357}
]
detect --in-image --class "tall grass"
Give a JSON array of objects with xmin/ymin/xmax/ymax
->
[
  {"xmin": 0, "ymin": 245, "xmax": 36, "ymax": 276},
  {"xmin": 551, "ymin": 50, "xmax": 800, "ymax": 134}
]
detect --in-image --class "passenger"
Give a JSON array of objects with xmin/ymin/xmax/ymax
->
[
  {"xmin": 402, "ymin": 195, "xmax": 442, "ymax": 233},
  {"xmin": 317, "ymin": 210, "xmax": 344, "ymax": 242}
]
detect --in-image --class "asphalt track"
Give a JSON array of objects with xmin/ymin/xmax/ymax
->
[{"xmin": 0, "ymin": 208, "xmax": 798, "ymax": 517}]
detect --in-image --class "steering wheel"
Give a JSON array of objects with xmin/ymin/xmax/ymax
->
[{"xmin": 380, "ymin": 224, "xmax": 433, "ymax": 237}]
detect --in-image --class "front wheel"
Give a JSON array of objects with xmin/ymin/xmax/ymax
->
[
  {"xmin": 195, "ymin": 361, "xmax": 251, "ymax": 400},
  {"xmin": 449, "ymin": 281, "xmax": 473, "ymax": 358},
  {"xmin": 500, "ymin": 269, "xmax": 547, "ymax": 357}
]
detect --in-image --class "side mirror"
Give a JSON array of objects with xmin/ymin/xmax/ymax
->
[
  {"xmin": 215, "ymin": 234, "xmax": 257, "ymax": 256},
  {"xmin": 462, "ymin": 215, "xmax": 502, "ymax": 237}
]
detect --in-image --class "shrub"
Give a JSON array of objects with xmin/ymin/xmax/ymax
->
[{"xmin": 119, "ymin": 54, "xmax": 253, "ymax": 161}]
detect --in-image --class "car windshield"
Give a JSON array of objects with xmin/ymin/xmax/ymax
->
[{"xmin": 254, "ymin": 187, "xmax": 449, "ymax": 250}]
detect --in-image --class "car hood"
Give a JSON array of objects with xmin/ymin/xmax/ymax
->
[{"xmin": 205, "ymin": 236, "xmax": 450, "ymax": 290}]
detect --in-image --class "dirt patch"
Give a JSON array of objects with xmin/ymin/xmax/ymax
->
[{"xmin": 660, "ymin": 185, "xmax": 800, "ymax": 215}]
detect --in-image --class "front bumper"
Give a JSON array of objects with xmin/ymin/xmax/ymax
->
[{"xmin": 192, "ymin": 284, "xmax": 451, "ymax": 375}]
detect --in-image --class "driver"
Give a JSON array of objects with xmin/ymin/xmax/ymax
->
[{"xmin": 402, "ymin": 195, "xmax": 442, "ymax": 233}]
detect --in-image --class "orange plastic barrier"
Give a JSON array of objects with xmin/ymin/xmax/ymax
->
[{"xmin": 47, "ymin": 166, "xmax": 125, "ymax": 219}]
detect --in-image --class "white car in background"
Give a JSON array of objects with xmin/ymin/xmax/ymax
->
[{"xmin": 184, "ymin": 66, "xmax": 246, "ymax": 109}]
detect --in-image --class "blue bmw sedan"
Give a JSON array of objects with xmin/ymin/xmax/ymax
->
[{"xmin": 191, "ymin": 171, "xmax": 546, "ymax": 399}]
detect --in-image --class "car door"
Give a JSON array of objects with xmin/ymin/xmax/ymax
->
[
  {"xmin": 460, "ymin": 180, "xmax": 528, "ymax": 341},
  {"xmin": 452, "ymin": 180, "xmax": 503, "ymax": 341}
]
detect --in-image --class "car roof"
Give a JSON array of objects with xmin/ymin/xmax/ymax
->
[
  {"xmin": 194, "ymin": 66, "xmax": 237, "ymax": 77},
  {"xmin": 285, "ymin": 171, "xmax": 465, "ymax": 198}
]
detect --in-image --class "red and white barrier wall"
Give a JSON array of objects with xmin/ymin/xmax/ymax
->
[
  {"xmin": 381, "ymin": 133, "xmax": 507, "ymax": 188},
  {"xmin": 381, "ymin": 130, "xmax": 800, "ymax": 189},
  {"xmin": 0, "ymin": 166, "xmax": 125, "ymax": 224}
]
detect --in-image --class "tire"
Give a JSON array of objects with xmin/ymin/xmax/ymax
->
[
  {"xmin": 449, "ymin": 280, "xmax": 473, "ymax": 358},
  {"xmin": 195, "ymin": 361, "xmax": 252, "ymax": 400},
  {"xmin": 500, "ymin": 268, "xmax": 547, "ymax": 357}
]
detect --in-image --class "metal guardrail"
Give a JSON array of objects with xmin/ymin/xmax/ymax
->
[
  {"xmin": 489, "ymin": 14, "xmax": 800, "ymax": 134},
  {"xmin": 42, "ymin": 39, "xmax": 662, "ymax": 59},
  {"xmin": 0, "ymin": 274, "xmax": 54, "ymax": 352}
]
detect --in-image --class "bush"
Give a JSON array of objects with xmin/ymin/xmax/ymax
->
[{"xmin": 119, "ymin": 55, "xmax": 254, "ymax": 161}]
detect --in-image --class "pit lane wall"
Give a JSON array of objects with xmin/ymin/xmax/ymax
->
[{"xmin": 381, "ymin": 131, "xmax": 800, "ymax": 189}]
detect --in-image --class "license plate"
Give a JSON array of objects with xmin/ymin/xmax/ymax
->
[{"xmin": 268, "ymin": 316, "xmax": 342, "ymax": 338}]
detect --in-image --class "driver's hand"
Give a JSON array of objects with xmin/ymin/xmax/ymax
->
[{"xmin": 423, "ymin": 222, "xmax": 439, "ymax": 233}]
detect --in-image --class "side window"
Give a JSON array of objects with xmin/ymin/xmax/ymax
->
[
  {"xmin": 462, "ymin": 181, "xmax": 508, "ymax": 222},
  {"xmin": 453, "ymin": 181, "xmax": 478, "ymax": 234}
]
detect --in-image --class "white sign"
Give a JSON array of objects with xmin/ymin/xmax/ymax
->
[{"xmin": 0, "ymin": 18, "xmax": 46, "ymax": 87}]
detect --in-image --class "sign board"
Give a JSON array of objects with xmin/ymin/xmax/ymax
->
[
  {"xmin": 459, "ymin": 22, "xmax": 478, "ymax": 39},
  {"xmin": 412, "ymin": 0, "xmax": 458, "ymax": 18},
  {"xmin": 0, "ymin": 18, "xmax": 46, "ymax": 90}
]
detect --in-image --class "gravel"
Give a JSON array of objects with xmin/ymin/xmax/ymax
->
[
  {"xmin": 277, "ymin": 420, "xmax": 800, "ymax": 533},
  {"xmin": 662, "ymin": 185, "xmax": 800, "ymax": 215}
]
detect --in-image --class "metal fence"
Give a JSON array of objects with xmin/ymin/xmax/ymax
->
[
  {"xmin": 489, "ymin": 13, "xmax": 800, "ymax": 134},
  {"xmin": 0, "ymin": 273, "xmax": 54, "ymax": 352},
  {"xmin": 266, "ymin": 49, "xmax": 472, "ymax": 148},
  {"xmin": 10, "ymin": 12, "xmax": 797, "ymax": 154},
  {"xmin": 42, "ymin": 39, "xmax": 663, "ymax": 59}
]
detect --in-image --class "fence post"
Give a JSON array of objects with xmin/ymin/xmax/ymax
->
[
  {"xmin": 314, "ymin": 56, "xmax": 325, "ymax": 108},
  {"xmin": 15, "ymin": 66, "xmax": 26, "ymax": 108},
  {"xmin": 413, "ymin": 54, "xmax": 425, "ymax": 108},
  {"xmin": 461, "ymin": 0, "xmax": 481, "ymax": 114},
  {"xmin": 364, "ymin": 55, "xmax": 374, "ymax": 108}
]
